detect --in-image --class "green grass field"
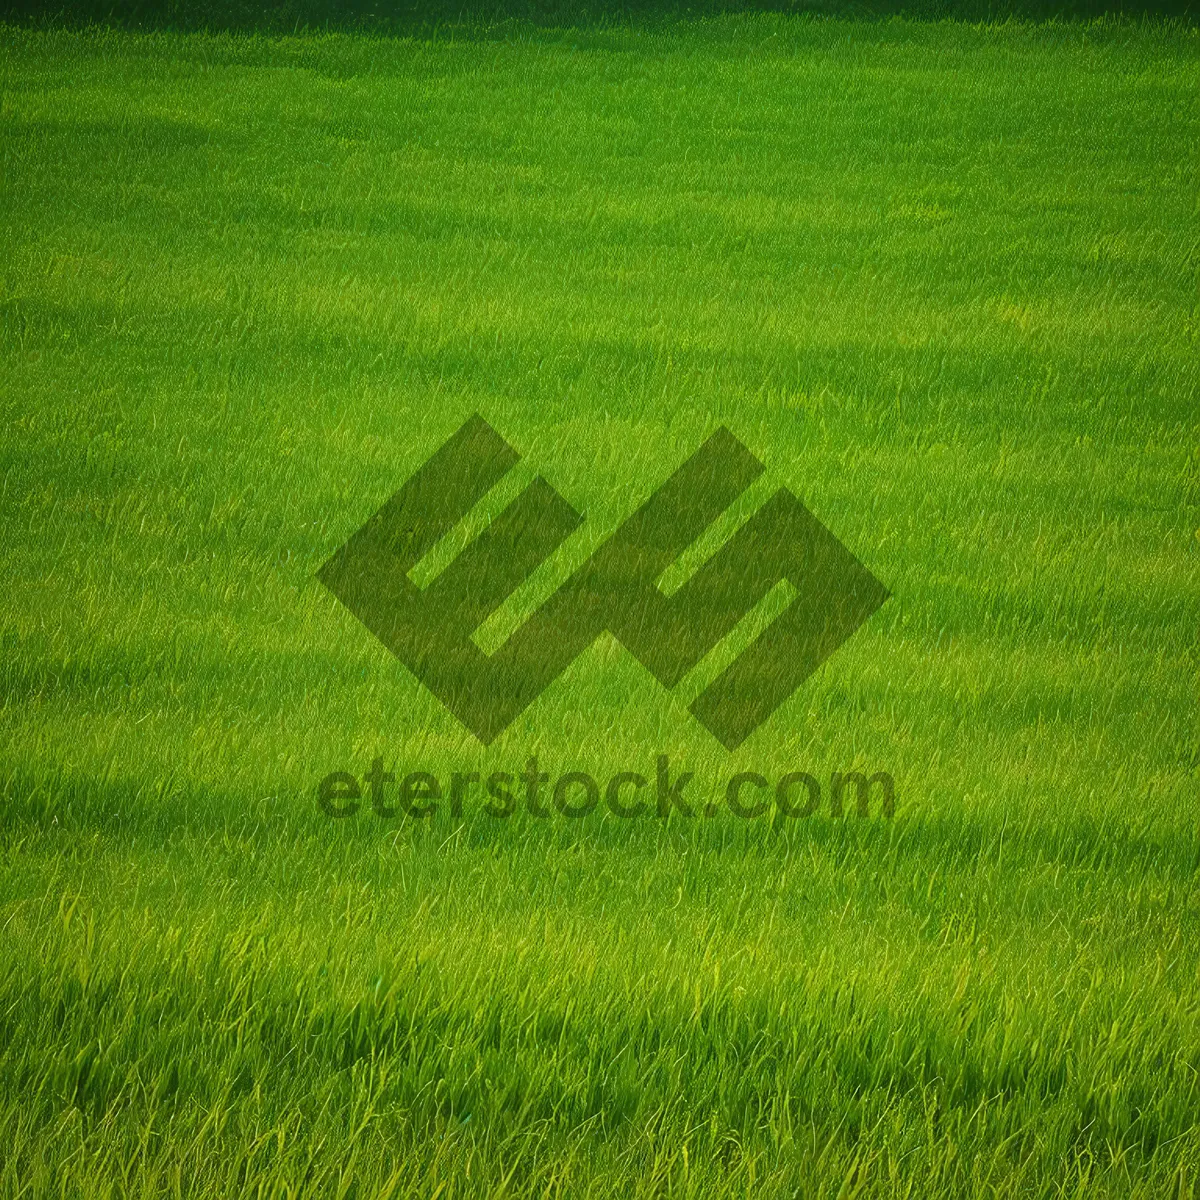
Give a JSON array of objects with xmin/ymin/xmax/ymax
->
[{"xmin": 2, "ymin": 13, "xmax": 1199, "ymax": 1197}]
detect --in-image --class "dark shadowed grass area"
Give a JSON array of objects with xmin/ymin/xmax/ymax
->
[
  {"xmin": 3, "ymin": 0, "xmax": 1198, "ymax": 31},
  {"xmin": 1, "ymin": 10, "xmax": 1198, "ymax": 1198}
]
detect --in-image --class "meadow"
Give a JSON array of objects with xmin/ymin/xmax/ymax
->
[{"xmin": 1, "ymin": 11, "xmax": 1198, "ymax": 1196}]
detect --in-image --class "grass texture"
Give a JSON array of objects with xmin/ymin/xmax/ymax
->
[{"xmin": 1, "ymin": 14, "xmax": 1198, "ymax": 1197}]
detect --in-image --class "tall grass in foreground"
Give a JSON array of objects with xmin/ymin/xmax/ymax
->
[{"xmin": 1, "ymin": 14, "xmax": 1198, "ymax": 1196}]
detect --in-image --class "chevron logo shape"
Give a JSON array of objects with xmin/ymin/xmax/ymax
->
[{"xmin": 318, "ymin": 416, "xmax": 889, "ymax": 749}]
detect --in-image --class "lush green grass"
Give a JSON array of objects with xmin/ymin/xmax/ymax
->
[{"xmin": 1, "ymin": 14, "xmax": 1198, "ymax": 1197}]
